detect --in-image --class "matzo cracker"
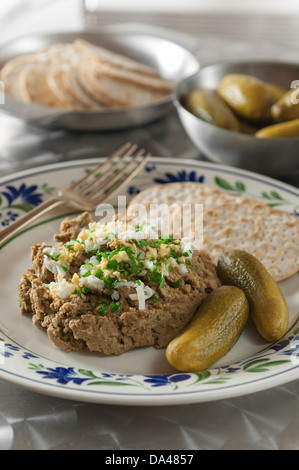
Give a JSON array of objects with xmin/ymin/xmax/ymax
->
[{"xmin": 128, "ymin": 182, "xmax": 299, "ymax": 281}]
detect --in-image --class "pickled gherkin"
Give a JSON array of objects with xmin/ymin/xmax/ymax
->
[
  {"xmin": 166, "ymin": 285, "xmax": 249, "ymax": 372},
  {"xmin": 217, "ymin": 250, "xmax": 289, "ymax": 342},
  {"xmin": 217, "ymin": 73, "xmax": 277, "ymax": 122},
  {"xmin": 271, "ymin": 87, "xmax": 299, "ymax": 121},
  {"xmin": 255, "ymin": 118, "xmax": 299, "ymax": 138},
  {"xmin": 183, "ymin": 88, "xmax": 241, "ymax": 131},
  {"xmin": 265, "ymin": 82, "xmax": 288, "ymax": 101}
]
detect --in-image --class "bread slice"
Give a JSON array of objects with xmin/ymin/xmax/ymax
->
[
  {"xmin": 93, "ymin": 61, "xmax": 174, "ymax": 93},
  {"xmin": 1, "ymin": 39, "xmax": 171, "ymax": 110},
  {"xmin": 128, "ymin": 182, "xmax": 299, "ymax": 281},
  {"xmin": 60, "ymin": 68, "xmax": 103, "ymax": 110},
  {"xmin": 74, "ymin": 39, "xmax": 160, "ymax": 77},
  {"xmin": 90, "ymin": 67, "xmax": 170, "ymax": 108},
  {"xmin": 19, "ymin": 65, "xmax": 66, "ymax": 108},
  {"xmin": 47, "ymin": 67, "xmax": 83, "ymax": 109},
  {"xmin": 1, "ymin": 44, "xmax": 78, "ymax": 106},
  {"xmin": 0, "ymin": 55, "xmax": 39, "ymax": 102},
  {"xmin": 76, "ymin": 63, "xmax": 130, "ymax": 108}
]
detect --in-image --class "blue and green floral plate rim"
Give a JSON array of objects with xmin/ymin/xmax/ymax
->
[{"xmin": 0, "ymin": 157, "xmax": 298, "ymax": 406}]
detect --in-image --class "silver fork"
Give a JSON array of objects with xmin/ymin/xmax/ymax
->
[{"xmin": 0, "ymin": 142, "xmax": 151, "ymax": 246}]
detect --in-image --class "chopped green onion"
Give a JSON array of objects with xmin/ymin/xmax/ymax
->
[
  {"xmin": 108, "ymin": 247, "xmax": 121, "ymax": 259},
  {"xmin": 171, "ymin": 280, "xmax": 180, "ymax": 288},
  {"xmin": 73, "ymin": 288, "xmax": 82, "ymax": 297},
  {"xmin": 107, "ymin": 259, "xmax": 118, "ymax": 270},
  {"xmin": 49, "ymin": 251, "xmax": 61, "ymax": 260},
  {"xmin": 95, "ymin": 269, "xmax": 104, "ymax": 279},
  {"xmin": 97, "ymin": 304, "xmax": 108, "ymax": 316},
  {"xmin": 110, "ymin": 302, "xmax": 121, "ymax": 313},
  {"xmin": 121, "ymin": 247, "xmax": 138, "ymax": 275},
  {"xmin": 82, "ymin": 270, "xmax": 91, "ymax": 278}
]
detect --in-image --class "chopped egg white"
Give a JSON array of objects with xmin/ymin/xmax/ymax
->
[
  {"xmin": 42, "ymin": 219, "xmax": 194, "ymax": 310},
  {"xmin": 79, "ymin": 275, "xmax": 104, "ymax": 292},
  {"xmin": 178, "ymin": 263, "xmax": 188, "ymax": 275},
  {"xmin": 46, "ymin": 278, "xmax": 76, "ymax": 300},
  {"xmin": 43, "ymin": 255, "xmax": 68, "ymax": 278},
  {"xmin": 129, "ymin": 281, "xmax": 155, "ymax": 310},
  {"xmin": 111, "ymin": 291, "xmax": 120, "ymax": 301}
]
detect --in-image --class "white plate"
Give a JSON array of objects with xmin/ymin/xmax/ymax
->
[{"xmin": 0, "ymin": 157, "xmax": 298, "ymax": 406}]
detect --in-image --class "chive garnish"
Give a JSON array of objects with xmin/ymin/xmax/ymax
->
[
  {"xmin": 97, "ymin": 304, "xmax": 108, "ymax": 316},
  {"xmin": 73, "ymin": 288, "xmax": 82, "ymax": 297},
  {"xmin": 110, "ymin": 302, "xmax": 121, "ymax": 312},
  {"xmin": 82, "ymin": 270, "xmax": 91, "ymax": 278},
  {"xmin": 171, "ymin": 280, "xmax": 180, "ymax": 288},
  {"xmin": 107, "ymin": 259, "xmax": 118, "ymax": 270}
]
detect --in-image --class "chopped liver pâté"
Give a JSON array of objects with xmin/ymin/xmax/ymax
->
[{"xmin": 18, "ymin": 212, "xmax": 221, "ymax": 355}]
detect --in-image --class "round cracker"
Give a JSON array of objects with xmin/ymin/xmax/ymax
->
[
  {"xmin": 201, "ymin": 200, "xmax": 299, "ymax": 282},
  {"xmin": 128, "ymin": 182, "xmax": 239, "ymax": 209},
  {"xmin": 128, "ymin": 182, "xmax": 299, "ymax": 281},
  {"xmin": 1, "ymin": 39, "xmax": 170, "ymax": 110}
]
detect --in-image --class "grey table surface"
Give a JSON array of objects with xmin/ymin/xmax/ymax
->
[{"xmin": 0, "ymin": 15, "xmax": 299, "ymax": 451}]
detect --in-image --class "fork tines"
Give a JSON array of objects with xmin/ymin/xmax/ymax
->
[{"xmin": 70, "ymin": 143, "xmax": 151, "ymax": 203}]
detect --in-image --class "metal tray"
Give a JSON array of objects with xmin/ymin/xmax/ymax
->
[{"xmin": 0, "ymin": 30, "xmax": 199, "ymax": 131}]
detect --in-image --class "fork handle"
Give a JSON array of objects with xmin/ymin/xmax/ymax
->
[{"xmin": 0, "ymin": 198, "xmax": 64, "ymax": 247}]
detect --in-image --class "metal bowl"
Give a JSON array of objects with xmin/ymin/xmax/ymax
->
[
  {"xmin": 0, "ymin": 30, "xmax": 199, "ymax": 131},
  {"xmin": 174, "ymin": 61, "xmax": 299, "ymax": 177}
]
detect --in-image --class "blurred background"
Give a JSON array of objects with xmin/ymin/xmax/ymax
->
[
  {"xmin": 1, "ymin": 0, "xmax": 299, "ymax": 45},
  {"xmin": 0, "ymin": 0, "xmax": 299, "ymax": 181}
]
